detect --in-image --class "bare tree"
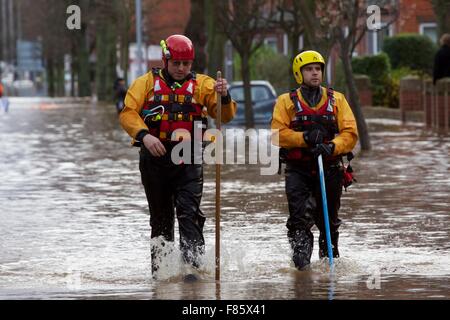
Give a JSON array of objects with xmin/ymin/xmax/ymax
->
[
  {"xmin": 432, "ymin": 0, "xmax": 450, "ymax": 38},
  {"xmin": 330, "ymin": 0, "xmax": 398, "ymax": 151},
  {"xmin": 297, "ymin": 0, "xmax": 335, "ymax": 59},
  {"xmin": 204, "ymin": 1, "xmax": 226, "ymax": 77},
  {"xmin": 298, "ymin": 0, "xmax": 399, "ymax": 151},
  {"xmin": 271, "ymin": 0, "xmax": 305, "ymax": 88},
  {"xmin": 218, "ymin": 0, "xmax": 276, "ymax": 128},
  {"xmin": 93, "ymin": 0, "xmax": 119, "ymax": 101},
  {"xmin": 29, "ymin": 0, "xmax": 71, "ymax": 97},
  {"xmin": 116, "ymin": 0, "xmax": 134, "ymax": 85},
  {"xmin": 184, "ymin": 0, "xmax": 207, "ymax": 72}
]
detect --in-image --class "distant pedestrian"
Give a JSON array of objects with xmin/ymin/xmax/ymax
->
[
  {"xmin": 113, "ymin": 78, "xmax": 127, "ymax": 114},
  {"xmin": 0, "ymin": 82, "xmax": 9, "ymax": 113},
  {"xmin": 433, "ymin": 33, "xmax": 450, "ymax": 85}
]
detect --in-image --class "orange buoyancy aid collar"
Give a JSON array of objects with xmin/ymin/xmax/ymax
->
[
  {"xmin": 141, "ymin": 68, "xmax": 207, "ymax": 141},
  {"xmin": 284, "ymin": 87, "xmax": 339, "ymax": 162}
]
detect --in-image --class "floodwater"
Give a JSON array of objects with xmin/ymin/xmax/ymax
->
[{"xmin": 0, "ymin": 99, "xmax": 449, "ymax": 300}]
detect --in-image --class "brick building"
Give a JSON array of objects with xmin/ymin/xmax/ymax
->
[
  {"xmin": 355, "ymin": 0, "xmax": 437, "ymax": 56},
  {"xmin": 135, "ymin": 0, "xmax": 191, "ymax": 70},
  {"xmin": 135, "ymin": 0, "xmax": 438, "ymax": 82}
]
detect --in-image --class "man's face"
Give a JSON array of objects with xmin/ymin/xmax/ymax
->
[
  {"xmin": 301, "ymin": 63, "xmax": 323, "ymax": 87},
  {"xmin": 167, "ymin": 59, "xmax": 193, "ymax": 81}
]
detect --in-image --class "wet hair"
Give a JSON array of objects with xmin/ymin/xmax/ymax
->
[{"xmin": 440, "ymin": 33, "xmax": 450, "ymax": 47}]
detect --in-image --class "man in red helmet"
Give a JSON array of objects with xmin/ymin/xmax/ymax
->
[{"xmin": 120, "ymin": 34, "xmax": 236, "ymax": 279}]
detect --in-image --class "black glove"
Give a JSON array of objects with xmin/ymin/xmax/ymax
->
[
  {"xmin": 303, "ymin": 129, "xmax": 325, "ymax": 147},
  {"xmin": 312, "ymin": 142, "xmax": 335, "ymax": 158}
]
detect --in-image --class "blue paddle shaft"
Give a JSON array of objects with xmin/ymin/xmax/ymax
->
[{"xmin": 317, "ymin": 155, "xmax": 334, "ymax": 267}]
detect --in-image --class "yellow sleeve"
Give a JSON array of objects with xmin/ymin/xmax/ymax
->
[
  {"xmin": 270, "ymin": 93, "xmax": 306, "ymax": 148},
  {"xmin": 331, "ymin": 92, "xmax": 358, "ymax": 155},
  {"xmin": 195, "ymin": 74, "xmax": 237, "ymax": 124},
  {"xmin": 119, "ymin": 72, "xmax": 153, "ymax": 140}
]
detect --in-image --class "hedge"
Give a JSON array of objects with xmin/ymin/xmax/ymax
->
[
  {"xmin": 351, "ymin": 53, "xmax": 391, "ymax": 106},
  {"xmin": 382, "ymin": 33, "xmax": 437, "ymax": 75}
]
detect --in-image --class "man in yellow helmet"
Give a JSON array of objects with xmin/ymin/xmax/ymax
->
[
  {"xmin": 119, "ymin": 35, "xmax": 236, "ymax": 278},
  {"xmin": 271, "ymin": 50, "xmax": 358, "ymax": 270}
]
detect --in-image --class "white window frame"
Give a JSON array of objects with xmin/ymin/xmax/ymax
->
[
  {"xmin": 263, "ymin": 36, "xmax": 278, "ymax": 53},
  {"xmin": 419, "ymin": 22, "xmax": 438, "ymax": 43},
  {"xmin": 299, "ymin": 35, "xmax": 304, "ymax": 51},
  {"xmin": 283, "ymin": 33, "xmax": 288, "ymax": 56},
  {"xmin": 370, "ymin": 23, "xmax": 393, "ymax": 54},
  {"xmin": 344, "ymin": 26, "xmax": 349, "ymax": 37},
  {"xmin": 326, "ymin": 55, "xmax": 332, "ymax": 84}
]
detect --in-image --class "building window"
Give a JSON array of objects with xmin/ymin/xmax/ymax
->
[
  {"xmin": 264, "ymin": 37, "xmax": 278, "ymax": 53},
  {"xmin": 368, "ymin": 23, "xmax": 393, "ymax": 54},
  {"xmin": 283, "ymin": 34, "xmax": 288, "ymax": 56},
  {"xmin": 419, "ymin": 22, "xmax": 438, "ymax": 44},
  {"xmin": 299, "ymin": 35, "xmax": 304, "ymax": 51}
]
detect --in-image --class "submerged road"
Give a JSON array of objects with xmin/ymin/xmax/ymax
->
[{"xmin": 0, "ymin": 99, "xmax": 449, "ymax": 299}]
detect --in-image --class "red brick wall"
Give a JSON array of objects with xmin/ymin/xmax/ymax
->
[
  {"xmin": 424, "ymin": 91, "xmax": 432, "ymax": 127},
  {"xmin": 352, "ymin": 0, "xmax": 437, "ymax": 57},
  {"xmin": 354, "ymin": 76, "xmax": 373, "ymax": 107},
  {"xmin": 436, "ymin": 94, "xmax": 449, "ymax": 128},
  {"xmin": 396, "ymin": 0, "xmax": 436, "ymax": 33},
  {"xmin": 424, "ymin": 84, "xmax": 450, "ymax": 131},
  {"xmin": 400, "ymin": 91, "xmax": 423, "ymax": 111},
  {"xmin": 143, "ymin": 0, "xmax": 191, "ymax": 43},
  {"xmin": 359, "ymin": 90, "xmax": 373, "ymax": 107}
]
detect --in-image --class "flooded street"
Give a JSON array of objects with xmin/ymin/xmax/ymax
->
[{"xmin": 0, "ymin": 99, "xmax": 449, "ymax": 300}]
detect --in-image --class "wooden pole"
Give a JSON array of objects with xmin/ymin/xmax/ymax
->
[{"xmin": 215, "ymin": 71, "xmax": 222, "ymax": 283}]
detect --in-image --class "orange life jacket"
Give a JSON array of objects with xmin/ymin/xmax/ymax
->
[
  {"xmin": 0, "ymin": 83, "xmax": 4, "ymax": 97},
  {"xmin": 141, "ymin": 68, "xmax": 207, "ymax": 142},
  {"xmin": 284, "ymin": 87, "xmax": 339, "ymax": 162}
]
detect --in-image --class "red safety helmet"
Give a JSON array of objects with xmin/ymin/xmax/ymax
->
[{"xmin": 161, "ymin": 35, "xmax": 195, "ymax": 65}]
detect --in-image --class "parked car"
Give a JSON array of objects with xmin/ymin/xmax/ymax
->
[{"xmin": 227, "ymin": 80, "xmax": 277, "ymax": 127}]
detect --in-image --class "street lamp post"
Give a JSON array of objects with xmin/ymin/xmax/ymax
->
[{"xmin": 135, "ymin": 0, "xmax": 143, "ymax": 77}]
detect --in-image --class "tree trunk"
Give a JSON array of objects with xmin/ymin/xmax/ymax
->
[
  {"xmin": 96, "ymin": 22, "xmax": 117, "ymax": 102},
  {"xmin": 76, "ymin": 25, "xmax": 91, "ymax": 97},
  {"xmin": 289, "ymin": 32, "xmax": 300, "ymax": 89},
  {"xmin": 47, "ymin": 57, "xmax": 55, "ymax": 97},
  {"xmin": 120, "ymin": 24, "xmax": 130, "ymax": 85},
  {"xmin": 432, "ymin": 0, "xmax": 450, "ymax": 38},
  {"xmin": 340, "ymin": 48, "xmax": 371, "ymax": 151},
  {"xmin": 118, "ymin": 0, "xmax": 130, "ymax": 84},
  {"xmin": 297, "ymin": 0, "xmax": 333, "ymax": 59},
  {"xmin": 70, "ymin": 61, "xmax": 76, "ymax": 97},
  {"xmin": 70, "ymin": 45, "xmax": 76, "ymax": 97},
  {"xmin": 1, "ymin": 0, "xmax": 8, "ymax": 62},
  {"xmin": 185, "ymin": 0, "xmax": 206, "ymax": 72},
  {"xmin": 206, "ymin": 0, "xmax": 225, "ymax": 77},
  {"xmin": 55, "ymin": 55, "xmax": 65, "ymax": 96},
  {"xmin": 241, "ymin": 50, "xmax": 254, "ymax": 129},
  {"xmin": 94, "ymin": 0, "xmax": 119, "ymax": 102}
]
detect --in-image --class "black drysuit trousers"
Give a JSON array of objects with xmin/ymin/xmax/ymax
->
[
  {"xmin": 285, "ymin": 161, "xmax": 343, "ymax": 267},
  {"xmin": 139, "ymin": 147, "xmax": 206, "ymax": 273}
]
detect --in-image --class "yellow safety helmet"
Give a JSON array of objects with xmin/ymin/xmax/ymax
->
[{"xmin": 292, "ymin": 50, "xmax": 325, "ymax": 85}]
